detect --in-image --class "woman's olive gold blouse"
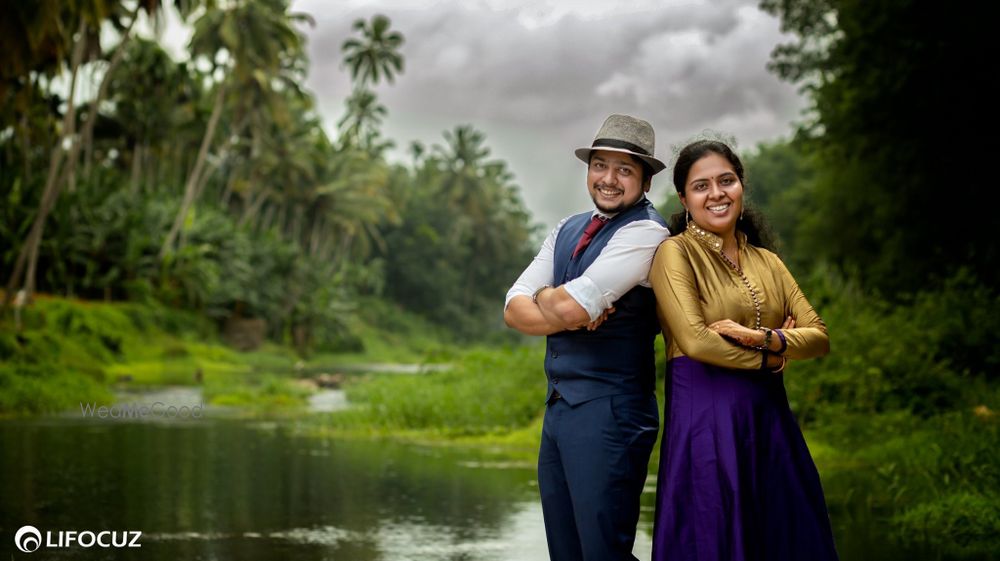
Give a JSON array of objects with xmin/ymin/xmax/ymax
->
[{"xmin": 650, "ymin": 221, "xmax": 830, "ymax": 370}]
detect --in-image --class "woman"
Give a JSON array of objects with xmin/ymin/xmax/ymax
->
[{"xmin": 649, "ymin": 140, "xmax": 838, "ymax": 560}]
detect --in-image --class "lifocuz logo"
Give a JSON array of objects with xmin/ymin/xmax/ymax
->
[
  {"xmin": 13, "ymin": 525, "xmax": 141, "ymax": 553},
  {"xmin": 14, "ymin": 526, "xmax": 41, "ymax": 553}
]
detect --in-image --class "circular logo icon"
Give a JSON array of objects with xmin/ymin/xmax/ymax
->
[{"xmin": 15, "ymin": 525, "xmax": 42, "ymax": 553}]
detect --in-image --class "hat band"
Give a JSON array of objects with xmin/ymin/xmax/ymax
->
[{"xmin": 592, "ymin": 138, "xmax": 651, "ymax": 156}]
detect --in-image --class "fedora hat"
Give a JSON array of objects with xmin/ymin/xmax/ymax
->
[{"xmin": 575, "ymin": 114, "xmax": 666, "ymax": 175}]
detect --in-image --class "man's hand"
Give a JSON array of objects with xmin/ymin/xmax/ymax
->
[
  {"xmin": 586, "ymin": 306, "xmax": 615, "ymax": 331},
  {"xmin": 505, "ymin": 290, "xmax": 615, "ymax": 336}
]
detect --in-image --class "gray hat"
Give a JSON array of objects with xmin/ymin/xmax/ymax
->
[{"xmin": 575, "ymin": 114, "xmax": 666, "ymax": 175}]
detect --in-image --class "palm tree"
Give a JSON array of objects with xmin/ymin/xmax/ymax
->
[
  {"xmin": 159, "ymin": 0, "xmax": 312, "ymax": 258},
  {"xmin": 104, "ymin": 38, "xmax": 189, "ymax": 194},
  {"xmin": 337, "ymin": 88, "xmax": 388, "ymax": 147},
  {"xmin": 2, "ymin": 1, "xmax": 174, "ymax": 309},
  {"xmin": 340, "ymin": 14, "xmax": 404, "ymax": 91},
  {"xmin": 2, "ymin": 4, "xmax": 99, "ymax": 309},
  {"xmin": 435, "ymin": 125, "xmax": 492, "ymax": 226}
]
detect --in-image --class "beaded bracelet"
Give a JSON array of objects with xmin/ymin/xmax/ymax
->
[{"xmin": 752, "ymin": 327, "xmax": 773, "ymax": 352}]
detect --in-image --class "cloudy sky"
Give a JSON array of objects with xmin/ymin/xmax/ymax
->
[{"xmin": 169, "ymin": 0, "xmax": 807, "ymax": 228}]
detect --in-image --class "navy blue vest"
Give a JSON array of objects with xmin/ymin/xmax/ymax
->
[{"xmin": 544, "ymin": 198, "xmax": 666, "ymax": 405}]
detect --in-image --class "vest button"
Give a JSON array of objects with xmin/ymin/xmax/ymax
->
[
  {"xmin": 551, "ymin": 351, "xmax": 558, "ymax": 358},
  {"xmin": 553, "ymin": 378, "xmax": 559, "ymax": 384}
]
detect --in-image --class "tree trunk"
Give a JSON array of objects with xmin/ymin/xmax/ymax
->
[
  {"xmin": 239, "ymin": 186, "xmax": 270, "ymax": 228},
  {"xmin": 220, "ymin": 174, "xmax": 235, "ymax": 207},
  {"xmin": 160, "ymin": 81, "xmax": 228, "ymax": 259},
  {"xmin": 83, "ymin": 4, "xmax": 141, "ymax": 180},
  {"xmin": 289, "ymin": 205, "xmax": 304, "ymax": 242},
  {"xmin": 259, "ymin": 202, "xmax": 277, "ymax": 232},
  {"xmin": 129, "ymin": 141, "xmax": 143, "ymax": 195},
  {"xmin": 177, "ymin": 159, "xmax": 218, "ymax": 249},
  {"xmin": 19, "ymin": 84, "xmax": 33, "ymax": 184},
  {"xmin": 3, "ymin": 19, "xmax": 88, "ymax": 309},
  {"xmin": 192, "ymin": 158, "xmax": 217, "ymax": 202},
  {"xmin": 309, "ymin": 220, "xmax": 323, "ymax": 256}
]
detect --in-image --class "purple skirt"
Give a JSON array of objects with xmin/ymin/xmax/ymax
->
[{"xmin": 652, "ymin": 357, "xmax": 839, "ymax": 561}]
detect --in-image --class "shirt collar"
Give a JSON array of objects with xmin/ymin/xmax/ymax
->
[{"xmin": 686, "ymin": 220, "xmax": 746, "ymax": 252}]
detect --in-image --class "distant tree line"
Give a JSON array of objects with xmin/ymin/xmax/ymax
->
[{"xmin": 0, "ymin": 1, "xmax": 536, "ymax": 348}]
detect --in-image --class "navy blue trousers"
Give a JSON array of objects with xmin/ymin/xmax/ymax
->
[{"xmin": 538, "ymin": 393, "xmax": 659, "ymax": 561}]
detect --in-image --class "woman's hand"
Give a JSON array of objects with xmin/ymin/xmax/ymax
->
[
  {"xmin": 709, "ymin": 315, "xmax": 797, "ymax": 348},
  {"xmin": 708, "ymin": 319, "xmax": 761, "ymax": 346}
]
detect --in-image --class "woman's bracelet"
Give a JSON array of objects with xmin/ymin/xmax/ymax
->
[
  {"xmin": 753, "ymin": 327, "xmax": 788, "ymax": 354},
  {"xmin": 769, "ymin": 355, "xmax": 787, "ymax": 374},
  {"xmin": 774, "ymin": 329, "xmax": 787, "ymax": 354},
  {"xmin": 752, "ymin": 327, "xmax": 773, "ymax": 351}
]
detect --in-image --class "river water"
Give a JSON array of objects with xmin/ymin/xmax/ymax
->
[{"xmin": 0, "ymin": 388, "xmax": 982, "ymax": 560}]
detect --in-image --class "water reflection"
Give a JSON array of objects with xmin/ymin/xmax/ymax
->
[
  {"xmin": 1, "ymin": 416, "xmax": 634, "ymax": 560},
  {"xmin": 0, "ymin": 413, "xmax": 982, "ymax": 561}
]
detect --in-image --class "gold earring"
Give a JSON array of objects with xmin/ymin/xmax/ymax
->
[{"xmin": 685, "ymin": 210, "xmax": 690, "ymax": 225}]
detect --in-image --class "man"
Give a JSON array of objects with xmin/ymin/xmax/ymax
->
[{"xmin": 504, "ymin": 114, "xmax": 670, "ymax": 560}]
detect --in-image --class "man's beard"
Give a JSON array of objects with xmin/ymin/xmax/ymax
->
[{"xmin": 590, "ymin": 186, "xmax": 641, "ymax": 214}]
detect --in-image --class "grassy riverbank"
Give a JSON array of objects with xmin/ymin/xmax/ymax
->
[{"xmin": 0, "ymin": 295, "xmax": 448, "ymax": 415}]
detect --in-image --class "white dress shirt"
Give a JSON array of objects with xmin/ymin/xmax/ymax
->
[{"xmin": 505, "ymin": 204, "xmax": 671, "ymax": 322}]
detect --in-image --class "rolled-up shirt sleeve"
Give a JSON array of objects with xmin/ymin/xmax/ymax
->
[
  {"xmin": 504, "ymin": 218, "xmax": 567, "ymax": 309},
  {"xmin": 564, "ymin": 220, "xmax": 670, "ymax": 321}
]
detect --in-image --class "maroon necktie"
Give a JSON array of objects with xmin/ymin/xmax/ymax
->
[{"xmin": 572, "ymin": 215, "xmax": 608, "ymax": 258}]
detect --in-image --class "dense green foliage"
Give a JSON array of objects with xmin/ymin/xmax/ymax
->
[
  {"xmin": 1, "ymin": 1, "xmax": 536, "ymax": 350},
  {"xmin": 380, "ymin": 128, "xmax": 536, "ymax": 337},
  {"xmin": 758, "ymin": 0, "xmax": 994, "ymax": 293}
]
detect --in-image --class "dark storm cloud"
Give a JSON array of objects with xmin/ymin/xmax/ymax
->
[{"xmin": 293, "ymin": 0, "xmax": 805, "ymax": 227}]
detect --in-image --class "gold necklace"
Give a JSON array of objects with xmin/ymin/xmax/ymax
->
[
  {"xmin": 718, "ymin": 246, "xmax": 762, "ymax": 330},
  {"xmin": 688, "ymin": 222, "xmax": 762, "ymax": 329}
]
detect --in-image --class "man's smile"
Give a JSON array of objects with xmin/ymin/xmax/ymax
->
[{"xmin": 596, "ymin": 185, "xmax": 623, "ymax": 197}]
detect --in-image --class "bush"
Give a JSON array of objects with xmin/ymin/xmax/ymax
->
[
  {"xmin": 785, "ymin": 268, "xmax": 997, "ymax": 423},
  {"xmin": 893, "ymin": 492, "xmax": 1000, "ymax": 555}
]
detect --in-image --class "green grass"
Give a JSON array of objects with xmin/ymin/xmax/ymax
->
[
  {"xmin": 0, "ymin": 295, "xmax": 463, "ymax": 416},
  {"xmin": 0, "ymin": 297, "xmax": 313, "ymax": 414},
  {"xmin": 330, "ymin": 345, "xmax": 546, "ymax": 435}
]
